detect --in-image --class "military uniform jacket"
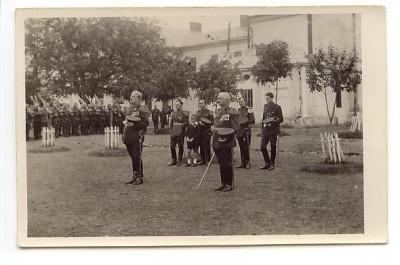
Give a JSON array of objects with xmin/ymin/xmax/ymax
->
[
  {"xmin": 170, "ymin": 109, "xmax": 189, "ymax": 137},
  {"xmin": 151, "ymin": 109, "xmax": 160, "ymax": 121},
  {"xmin": 196, "ymin": 108, "xmax": 214, "ymax": 132},
  {"xmin": 236, "ymin": 106, "xmax": 255, "ymax": 137},
  {"xmin": 212, "ymin": 107, "xmax": 239, "ymax": 149},
  {"xmin": 122, "ymin": 104, "xmax": 149, "ymax": 144},
  {"xmin": 262, "ymin": 102, "xmax": 283, "ymax": 136}
]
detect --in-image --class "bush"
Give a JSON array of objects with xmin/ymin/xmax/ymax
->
[
  {"xmin": 338, "ymin": 131, "xmax": 363, "ymax": 139},
  {"xmin": 300, "ymin": 161, "xmax": 363, "ymax": 174}
]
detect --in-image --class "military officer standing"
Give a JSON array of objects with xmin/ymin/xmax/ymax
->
[
  {"xmin": 51, "ymin": 105, "xmax": 61, "ymax": 137},
  {"xmin": 168, "ymin": 99, "xmax": 189, "ymax": 166},
  {"xmin": 236, "ymin": 98, "xmax": 255, "ymax": 169},
  {"xmin": 260, "ymin": 92, "xmax": 283, "ymax": 170},
  {"xmin": 212, "ymin": 92, "xmax": 239, "ymax": 192},
  {"xmin": 151, "ymin": 105, "xmax": 160, "ymax": 134},
  {"xmin": 160, "ymin": 108, "xmax": 167, "ymax": 130},
  {"xmin": 195, "ymin": 99, "xmax": 214, "ymax": 165},
  {"xmin": 123, "ymin": 90, "xmax": 149, "ymax": 185}
]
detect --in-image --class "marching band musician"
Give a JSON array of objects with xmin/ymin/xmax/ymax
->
[
  {"xmin": 236, "ymin": 98, "xmax": 255, "ymax": 169},
  {"xmin": 168, "ymin": 99, "xmax": 189, "ymax": 166},
  {"xmin": 260, "ymin": 92, "xmax": 283, "ymax": 170},
  {"xmin": 123, "ymin": 90, "xmax": 150, "ymax": 185},
  {"xmin": 195, "ymin": 99, "xmax": 214, "ymax": 165},
  {"xmin": 212, "ymin": 92, "xmax": 239, "ymax": 192}
]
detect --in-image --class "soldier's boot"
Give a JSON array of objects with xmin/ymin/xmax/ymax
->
[{"xmin": 168, "ymin": 160, "xmax": 177, "ymax": 166}]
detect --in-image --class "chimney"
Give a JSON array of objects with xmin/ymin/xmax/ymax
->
[
  {"xmin": 240, "ymin": 15, "xmax": 249, "ymax": 27},
  {"xmin": 190, "ymin": 22, "xmax": 202, "ymax": 32}
]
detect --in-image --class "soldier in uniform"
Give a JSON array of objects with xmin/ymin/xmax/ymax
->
[
  {"xmin": 81, "ymin": 105, "xmax": 90, "ymax": 135},
  {"xmin": 168, "ymin": 99, "xmax": 189, "ymax": 166},
  {"xmin": 26, "ymin": 106, "xmax": 33, "ymax": 141},
  {"xmin": 39, "ymin": 106, "xmax": 49, "ymax": 131},
  {"xmin": 32, "ymin": 106, "xmax": 42, "ymax": 140},
  {"xmin": 160, "ymin": 108, "xmax": 167, "ymax": 130},
  {"xmin": 151, "ymin": 105, "xmax": 160, "ymax": 134},
  {"xmin": 51, "ymin": 105, "xmax": 61, "ymax": 137},
  {"xmin": 89, "ymin": 105, "xmax": 98, "ymax": 134},
  {"xmin": 236, "ymin": 98, "xmax": 255, "ymax": 169},
  {"xmin": 59, "ymin": 108, "xmax": 66, "ymax": 137},
  {"xmin": 195, "ymin": 99, "xmax": 214, "ymax": 165},
  {"xmin": 65, "ymin": 107, "xmax": 72, "ymax": 137},
  {"xmin": 260, "ymin": 92, "xmax": 283, "ymax": 170},
  {"xmin": 113, "ymin": 104, "xmax": 123, "ymax": 134},
  {"xmin": 123, "ymin": 90, "xmax": 149, "ymax": 185},
  {"xmin": 71, "ymin": 103, "xmax": 81, "ymax": 136},
  {"xmin": 212, "ymin": 92, "xmax": 239, "ymax": 192}
]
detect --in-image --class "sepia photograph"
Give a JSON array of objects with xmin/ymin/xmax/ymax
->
[{"xmin": 15, "ymin": 6, "xmax": 387, "ymax": 247}]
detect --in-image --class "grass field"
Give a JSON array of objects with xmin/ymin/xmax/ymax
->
[{"xmin": 26, "ymin": 126, "xmax": 364, "ymax": 237}]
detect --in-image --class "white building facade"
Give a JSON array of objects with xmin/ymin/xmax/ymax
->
[{"xmin": 157, "ymin": 14, "xmax": 362, "ymax": 126}]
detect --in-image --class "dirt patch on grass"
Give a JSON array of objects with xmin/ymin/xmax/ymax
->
[
  {"xmin": 338, "ymin": 131, "xmax": 363, "ymax": 139},
  {"xmin": 88, "ymin": 148, "xmax": 128, "ymax": 157},
  {"xmin": 28, "ymin": 146, "xmax": 71, "ymax": 153},
  {"xmin": 300, "ymin": 161, "xmax": 363, "ymax": 174}
]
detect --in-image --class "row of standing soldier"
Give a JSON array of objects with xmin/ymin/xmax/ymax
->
[
  {"xmin": 26, "ymin": 103, "xmax": 127, "ymax": 141},
  {"xmin": 122, "ymin": 90, "xmax": 283, "ymax": 193}
]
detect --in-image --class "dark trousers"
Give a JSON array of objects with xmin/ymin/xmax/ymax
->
[
  {"xmin": 153, "ymin": 120, "xmax": 159, "ymax": 133},
  {"xmin": 213, "ymin": 148, "xmax": 234, "ymax": 186},
  {"xmin": 125, "ymin": 142, "xmax": 144, "ymax": 178},
  {"xmin": 261, "ymin": 134, "xmax": 278, "ymax": 165},
  {"xmin": 238, "ymin": 132, "xmax": 251, "ymax": 165},
  {"xmin": 170, "ymin": 136, "xmax": 184, "ymax": 161},
  {"xmin": 199, "ymin": 134, "xmax": 212, "ymax": 163}
]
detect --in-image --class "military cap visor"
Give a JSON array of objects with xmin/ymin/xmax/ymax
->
[
  {"xmin": 217, "ymin": 127, "xmax": 235, "ymax": 136},
  {"xmin": 238, "ymin": 116, "xmax": 249, "ymax": 125},
  {"xmin": 200, "ymin": 117, "xmax": 212, "ymax": 124},
  {"xmin": 126, "ymin": 115, "xmax": 141, "ymax": 122}
]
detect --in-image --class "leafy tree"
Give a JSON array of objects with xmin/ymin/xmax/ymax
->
[
  {"xmin": 251, "ymin": 40, "xmax": 292, "ymax": 103},
  {"xmin": 25, "ymin": 17, "xmax": 170, "ymax": 102},
  {"xmin": 152, "ymin": 50, "xmax": 195, "ymax": 103},
  {"xmin": 193, "ymin": 57, "xmax": 242, "ymax": 106},
  {"xmin": 306, "ymin": 45, "xmax": 362, "ymax": 124}
]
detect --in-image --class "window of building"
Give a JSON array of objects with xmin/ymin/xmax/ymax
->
[
  {"xmin": 211, "ymin": 54, "xmax": 218, "ymax": 61},
  {"xmin": 242, "ymin": 89, "xmax": 253, "ymax": 108},
  {"xmin": 336, "ymin": 90, "xmax": 342, "ymax": 108},
  {"xmin": 234, "ymin": 51, "xmax": 242, "ymax": 57}
]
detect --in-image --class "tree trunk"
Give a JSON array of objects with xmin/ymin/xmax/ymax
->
[
  {"xmin": 353, "ymin": 88, "xmax": 358, "ymax": 116},
  {"xmin": 275, "ymin": 80, "xmax": 279, "ymax": 104}
]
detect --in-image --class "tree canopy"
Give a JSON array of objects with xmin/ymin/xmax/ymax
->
[
  {"xmin": 251, "ymin": 40, "xmax": 292, "ymax": 102},
  {"xmin": 306, "ymin": 44, "xmax": 362, "ymax": 124},
  {"xmin": 25, "ymin": 17, "xmax": 190, "ymax": 102},
  {"xmin": 192, "ymin": 57, "xmax": 242, "ymax": 105}
]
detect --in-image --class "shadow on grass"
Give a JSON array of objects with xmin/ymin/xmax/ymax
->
[
  {"xmin": 300, "ymin": 161, "xmax": 363, "ymax": 174},
  {"xmin": 28, "ymin": 146, "xmax": 71, "ymax": 153},
  {"xmin": 88, "ymin": 148, "xmax": 129, "ymax": 157}
]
